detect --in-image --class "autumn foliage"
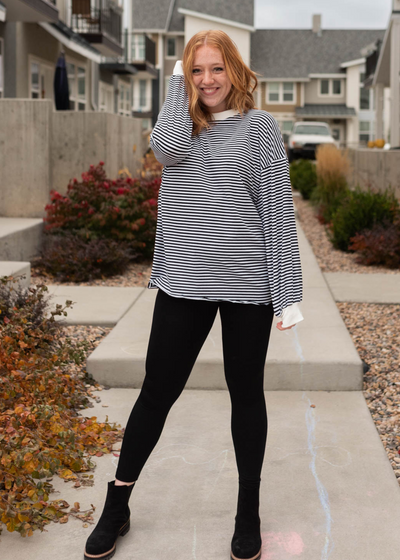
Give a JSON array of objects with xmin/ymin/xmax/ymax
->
[{"xmin": 0, "ymin": 276, "xmax": 123, "ymax": 536}]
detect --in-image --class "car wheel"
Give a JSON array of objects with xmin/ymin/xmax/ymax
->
[{"xmin": 288, "ymin": 149, "xmax": 294, "ymax": 163}]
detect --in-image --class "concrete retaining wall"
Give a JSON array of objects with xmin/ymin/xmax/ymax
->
[
  {"xmin": 0, "ymin": 100, "xmax": 145, "ymax": 218},
  {"xmin": 345, "ymin": 148, "xmax": 400, "ymax": 200}
]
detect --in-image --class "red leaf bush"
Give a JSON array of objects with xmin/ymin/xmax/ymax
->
[
  {"xmin": 37, "ymin": 161, "xmax": 161, "ymax": 281},
  {"xmin": 348, "ymin": 215, "xmax": 400, "ymax": 269}
]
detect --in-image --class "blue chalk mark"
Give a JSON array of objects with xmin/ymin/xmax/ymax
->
[{"xmin": 290, "ymin": 327, "xmax": 335, "ymax": 559}]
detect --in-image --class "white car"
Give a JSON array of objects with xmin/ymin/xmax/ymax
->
[{"xmin": 287, "ymin": 121, "xmax": 338, "ymax": 162}]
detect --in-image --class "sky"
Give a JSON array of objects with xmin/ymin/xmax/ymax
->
[{"xmin": 255, "ymin": 0, "xmax": 392, "ymax": 29}]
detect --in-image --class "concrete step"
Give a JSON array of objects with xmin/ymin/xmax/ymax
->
[
  {"xmin": 324, "ymin": 272, "xmax": 400, "ymax": 304},
  {"xmin": 3, "ymin": 389, "xmax": 400, "ymax": 560},
  {"xmin": 0, "ymin": 217, "xmax": 43, "ymax": 261},
  {"xmin": 45, "ymin": 285, "xmax": 144, "ymax": 326},
  {"xmin": 87, "ymin": 221, "xmax": 363, "ymax": 391},
  {"xmin": 0, "ymin": 261, "xmax": 31, "ymax": 289}
]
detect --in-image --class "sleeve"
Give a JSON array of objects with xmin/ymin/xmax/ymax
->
[
  {"xmin": 149, "ymin": 60, "xmax": 193, "ymax": 166},
  {"xmin": 256, "ymin": 114, "xmax": 304, "ymax": 322}
]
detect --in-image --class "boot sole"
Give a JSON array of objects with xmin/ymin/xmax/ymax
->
[
  {"xmin": 84, "ymin": 520, "xmax": 130, "ymax": 560},
  {"xmin": 230, "ymin": 548, "xmax": 262, "ymax": 560}
]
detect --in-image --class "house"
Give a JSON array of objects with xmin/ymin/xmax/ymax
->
[
  {"xmin": 0, "ymin": 0, "xmax": 157, "ymax": 129},
  {"xmin": 251, "ymin": 15, "xmax": 385, "ymax": 148},
  {"xmin": 131, "ymin": 2, "xmax": 385, "ymax": 148},
  {"xmin": 364, "ymin": 0, "xmax": 400, "ymax": 148}
]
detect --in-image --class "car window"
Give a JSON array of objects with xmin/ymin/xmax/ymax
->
[{"xmin": 294, "ymin": 125, "xmax": 330, "ymax": 136}]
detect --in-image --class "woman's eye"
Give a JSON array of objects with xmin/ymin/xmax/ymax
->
[{"xmin": 214, "ymin": 67, "xmax": 223, "ymax": 72}]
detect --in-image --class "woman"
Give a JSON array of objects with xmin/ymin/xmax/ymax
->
[{"xmin": 84, "ymin": 29, "xmax": 304, "ymax": 560}]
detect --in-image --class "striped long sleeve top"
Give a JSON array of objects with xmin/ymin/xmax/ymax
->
[{"xmin": 147, "ymin": 62, "xmax": 304, "ymax": 328}]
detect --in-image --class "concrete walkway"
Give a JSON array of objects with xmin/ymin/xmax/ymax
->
[
  {"xmin": 3, "ymin": 388, "xmax": 400, "ymax": 560},
  {"xmin": 324, "ymin": 272, "xmax": 400, "ymax": 304}
]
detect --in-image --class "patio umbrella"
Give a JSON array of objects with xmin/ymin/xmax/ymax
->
[{"xmin": 54, "ymin": 51, "xmax": 70, "ymax": 110}]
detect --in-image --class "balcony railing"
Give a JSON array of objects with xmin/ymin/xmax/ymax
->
[{"xmin": 71, "ymin": 3, "xmax": 122, "ymax": 45}]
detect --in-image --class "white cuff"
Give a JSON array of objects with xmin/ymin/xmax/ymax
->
[
  {"xmin": 281, "ymin": 302, "xmax": 304, "ymax": 328},
  {"xmin": 173, "ymin": 60, "xmax": 184, "ymax": 75}
]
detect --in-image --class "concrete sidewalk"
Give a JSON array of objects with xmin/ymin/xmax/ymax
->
[
  {"xmin": 2, "ymin": 388, "xmax": 400, "ymax": 560},
  {"xmin": 324, "ymin": 272, "xmax": 400, "ymax": 304}
]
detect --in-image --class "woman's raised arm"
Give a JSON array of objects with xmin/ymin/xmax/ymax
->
[{"xmin": 149, "ymin": 60, "xmax": 194, "ymax": 166}]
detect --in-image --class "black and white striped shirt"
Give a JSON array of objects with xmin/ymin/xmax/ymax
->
[{"xmin": 147, "ymin": 67, "xmax": 304, "ymax": 327}]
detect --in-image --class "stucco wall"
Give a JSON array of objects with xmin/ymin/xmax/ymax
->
[
  {"xmin": 304, "ymin": 77, "xmax": 346, "ymax": 104},
  {"xmin": 345, "ymin": 148, "xmax": 400, "ymax": 200},
  {"xmin": 0, "ymin": 99, "xmax": 145, "ymax": 218}
]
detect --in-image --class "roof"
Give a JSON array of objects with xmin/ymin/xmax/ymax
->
[
  {"xmin": 251, "ymin": 29, "xmax": 386, "ymax": 79},
  {"xmin": 295, "ymin": 104, "xmax": 357, "ymax": 118},
  {"xmin": 132, "ymin": 0, "xmax": 254, "ymax": 31}
]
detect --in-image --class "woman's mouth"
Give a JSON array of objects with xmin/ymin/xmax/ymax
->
[{"xmin": 201, "ymin": 87, "xmax": 220, "ymax": 96}]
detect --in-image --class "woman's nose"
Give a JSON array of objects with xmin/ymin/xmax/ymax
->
[{"xmin": 202, "ymin": 71, "xmax": 214, "ymax": 85}]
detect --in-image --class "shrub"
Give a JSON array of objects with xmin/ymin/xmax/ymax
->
[
  {"xmin": 289, "ymin": 159, "xmax": 317, "ymax": 200},
  {"xmin": 0, "ymin": 275, "xmax": 122, "ymax": 536},
  {"xmin": 328, "ymin": 185, "xmax": 400, "ymax": 252},
  {"xmin": 313, "ymin": 144, "xmax": 352, "ymax": 223},
  {"xmin": 348, "ymin": 216, "xmax": 400, "ymax": 269},
  {"xmin": 43, "ymin": 161, "xmax": 161, "ymax": 260},
  {"xmin": 35, "ymin": 233, "xmax": 137, "ymax": 283}
]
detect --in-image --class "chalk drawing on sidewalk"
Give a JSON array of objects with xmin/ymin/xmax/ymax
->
[{"xmin": 261, "ymin": 531, "xmax": 305, "ymax": 558}]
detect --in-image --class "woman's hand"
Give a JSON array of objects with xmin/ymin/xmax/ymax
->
[{"xmin": 276, "ymin": 321, "xmax": 296, "ymax": 330}]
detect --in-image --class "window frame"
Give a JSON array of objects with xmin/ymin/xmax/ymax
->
[
  {"xmin": 118, "ymin": 80, "xmax": 132, "ymax": 117},
  {"xmin": 131, "ymin": 34, "xmax": 146, "ymax": 61},
  {"xmin": 266, "ymin": 82, "xmax": 296, "ymax": 105},
  {"xmin": 99, "ymin": 82, "xmax": 114, "ymax": 113},
  {"xmin": 66, "ymin": 59, "xmax": 88, "ymax": 111},
  {"xmin": 318, "ymin": 78, "xmax": 343, "ymax": 98},
  {"xmin": 165, "ymin": 37, "xmax": 177, "ymax": 59}
]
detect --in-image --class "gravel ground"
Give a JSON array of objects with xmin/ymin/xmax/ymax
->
[
  {"xmin": 294, "ymin": 194, "xmax": 400, "ymax": 274},
  {"xmin": 32, "ymin": 194, "xmax": 400, "ymax": 485}
]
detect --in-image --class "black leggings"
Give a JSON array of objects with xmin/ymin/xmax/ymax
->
[{"xmin": 115, "ymin": 288, "xmax": 274, "ymax": 483}]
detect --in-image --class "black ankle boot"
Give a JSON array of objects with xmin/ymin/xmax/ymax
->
[
  {"xmin": 230, "ymin": 477, "xmax": 262, "ymax": 560},
  {"xmin": 84, "ymin": 480, "xmax": 135, "ymax": 560}
]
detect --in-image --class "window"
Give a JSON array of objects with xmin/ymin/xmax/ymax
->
[
  {"xmin": 166, "ymin": 37, "xmax": 176, "ymax": 58},
  {"xmin": 332, "ymin": 80, "xmax": 341, "ymax": 95},
  {"xmin": 267, "ymin": 82, "xmax": 296, "ymax": 104},
  {"xmin": 30, "ymin": 59, "xmax": 53, "ymax": 100},
  {"xmin": 319, "ymin": 79, "xmax": 342, "ymax": 96},
  {"xmin": 118, "ymin": 81, "xmax": 131, "ymax": 116},
  {"xmin": 131, "ymin": 34, "xmax": 145, "ymax": 61},
  {"xmin": 359, "ymin": 72, "xmax": 370, "ymax": 110},
  {"xmin": 67, "ymin": 61, "xmax": 87, "ymax": 111},
  {"xmin": 0, "ymin": 38, "xmax": 4, "ymax": 98},
  {"xmin": 320, "ymin": 79, "xmax": 329, "ymax": 95},
  {"xmin": 99, "ymin": 82, "xmax": 114, "ymax": 113},
  {"xmin": 359, "ymin": 121, "xmax": 370, "ymax": 144},
  {"xmin": 31, "ymin": 62, "xmax": 40, "ymax": 99},
  {"xmin": 268, "ymin": 82, "xmax": 279, "ymax": 102},
  {"xmin": 141, "ymin": 118, "xmax": 150, "ymax": 130},
  {"xmin": 77, "ymin": 66, "xmax": 86, "ymax": 111},
  {"xmin": 283, "ymin": 83, "xmax": 294, "ymax": 102},
  {"xmin": 139, "ymin": 79, "xmax": 147, "ymax": 107}
]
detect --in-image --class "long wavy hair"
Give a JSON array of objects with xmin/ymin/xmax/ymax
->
[{"xmin": 181, "ymin": 30, "xmax": 259, "ymax": 136}]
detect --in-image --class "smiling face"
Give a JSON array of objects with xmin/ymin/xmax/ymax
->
[{"xmin": 192, "ymin": 45, "xmax": 232, "ymax": 113}]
